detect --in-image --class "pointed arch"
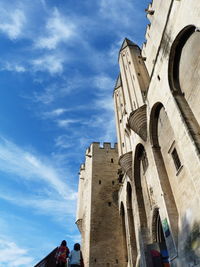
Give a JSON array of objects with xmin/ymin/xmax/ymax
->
[
  {"xmin": 126, "ymin": 182, "xmax": 137, "ymax": 265},
  {"xmin": 149, "ymin": 102, "xmax": 178, "ymax": 256},
  {"xmin": 133, "ymin": 143, "xmax": 148, "ymax": 229},
  {"xmin": 120, "ymin": 202, "xmax": 128, "ymax": 263},
  {"xmin": 168, "ymin": 25, "xmax": 200, "ymax": 154}
]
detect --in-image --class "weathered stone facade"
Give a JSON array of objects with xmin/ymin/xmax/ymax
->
[
  {"xmin": 77, "ymin": 0, "xmax": 200, "ymax": 266},
  {"xmin": 76, "ymin": 143, "xmax": 127, "ymax": 267}
]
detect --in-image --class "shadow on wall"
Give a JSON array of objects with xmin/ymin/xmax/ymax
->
[
  {"xmin": 181, "ymin": 217, "xmax": 200, "ymax": 266},
  {"xmin": 143, "ymin": 218, "xmax": 200, "ymax": 267}
]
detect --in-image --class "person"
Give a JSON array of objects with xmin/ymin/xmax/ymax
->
[
  {"xmin": 55, "ymin": 240, "xmax": 70, "ymax": 267},
  {"xmin": 69, "ymin": 243, "xmax": 84, "ymax": 267},
  {"xmin": 150, "ymin": 249, "xmax": 162, "ymax": 267},
  {"xmin": 161, "ymin": 248, "xmax": 170, "ymax": 267}
]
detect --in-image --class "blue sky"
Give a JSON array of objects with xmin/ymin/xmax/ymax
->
[{"xmin": 0, "ymin": 0, "xmax": 149, "ymax": 266}]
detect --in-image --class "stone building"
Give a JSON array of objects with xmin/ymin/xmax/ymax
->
[
  {"xmin": 77, "ymin": 0, "xmax": 200, "ymax": 266},
  {"xmin": 76, "ymin": 143, "xmax": 127, "ymax": 266}
]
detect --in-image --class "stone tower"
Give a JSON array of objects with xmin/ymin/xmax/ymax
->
[{"xmin": 76, "ymin": 142, "xmax": 127, "ymax": 267}]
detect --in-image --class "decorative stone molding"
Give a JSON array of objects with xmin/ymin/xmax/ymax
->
[
  {"xmin": 119, "ymin": 151, "xmax": 132, "ymax": 179},
  {"xmin": 128, "ymin": 104, "xmax": 147, "ymax": 141}
]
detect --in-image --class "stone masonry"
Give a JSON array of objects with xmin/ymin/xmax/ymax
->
[
  {"xmin": 77, "ymin": 0, "xmax": 200, "ymax": 266},
  {"xmin": 76, "ymin": 143, "xmax": 127, "ymax": 267}
]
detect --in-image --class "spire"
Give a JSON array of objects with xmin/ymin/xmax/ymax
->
[
  {"xmin": 114, "ymin": 74, "xmax": 122, "ymax": 89},
  {"xmin": 119, "ymin": 38, "xmax": 139, "ymax": 52},
  {"xmin": 113, "ymin": 74, "xmax": 122, "ymax": 95}
]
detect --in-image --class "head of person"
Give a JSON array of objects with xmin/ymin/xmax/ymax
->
[
  {"xmin": 74, "ymin": 243, "xmax": 80, "ymax": 251},
  {"xmin": 61, "ymin": 240, "xmax": 67, "ymax": 246}
]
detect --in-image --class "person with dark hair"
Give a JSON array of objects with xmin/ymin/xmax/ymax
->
[
  {"xmin": 69, "ymin": 243, "xmax": 84, "ymax": 267},
  {"xmin": 55, "ymin": 240, "xmax": 70, "ymax": 267}
]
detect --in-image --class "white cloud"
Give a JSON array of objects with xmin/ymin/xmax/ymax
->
[
  {"xmin": 55, "ymin": 135, "xmax": 73, "ymax": 149},
  {"xmin": 0, "ymin": 190, "xmax": 77, "ymax": 220},
  {"xmin": 95, "ymin": 96, "xmax": 114, "ymax": 111},
  {"xmin": 33, "ymin": 86, "xmax": 57, "ymax": 105},
  {"xmin": 35, "ymin": 8, "xmax": 76, "ymax": 50},
  {"xmin": 43, "ymin": 108, "xmax": 68, "ymax": 118},
  {"xmin": 99, "ymin": 0, "xmax": 137, "ymax": 27},
  {"xmin": 107, "ymin": 39, "xmax": 123, "ymax": 65},
  {"xmin": 66, "ymin": 234, "xmax": 81, "ymax": 243},
  {"xmin": 0, "ymin": 238, "xmax": 34, "ymax": 267},
  {"xmin": 0, "ymin": 137, "xmax": 75, "ymax": 200},
  {"xmin": 57, "ymin": 119, "xmax": 79, "ymax": 128},
  {"xmin": 0, "ymin": 9, "xmax": 26, "ymax": 40},
  {"xmin": 94, "ymin": 74, "xmax": 115, "ymax": 91},
  {"xmin": 1, "ymin": 62, "xmax": 26, "ymax": 73},
  {"xmin": 32, "ymin": 53, "xmax": 65, "ymax": 74}
]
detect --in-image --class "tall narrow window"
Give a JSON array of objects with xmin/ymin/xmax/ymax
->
[
  {"xmin": 141, "ymin": 151, "xmax": 148, "ymax": 173},
  {"xmin": 171, "ymin": 148, "xmax": 181, "ymax": 170}
]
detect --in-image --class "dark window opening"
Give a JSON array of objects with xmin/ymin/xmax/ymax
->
[
  {"xmin": 112, "ymin": 181, "xmax": 115, "ymax": 185},
  {"xmin": 99, "ymin": 180, "xmax": 101, "ymax": 185},
  {"xmin": 116, "ymin": 259, "xmax": 118, "ymax": 264},
  {"xmin": 108, "ymin": 202, "xmax": 112, "ymax": 206},
  {"xmin": 111, "ymin": 158, "xmax": 114, "ymax": 163},
  {"xmin": 141, "ymin": 151, "xmax": 148, "ymax": 173},
  {"xmin": 94, "ymin": 259, "xmax": 97, "ymax": 262},
  {"xmin": 157, "ymin": 75, "xmax": 161, "ymax": 81},
  {"xmin": 171, "ymin": 148, "xmax": 181, "ymax": 170}
]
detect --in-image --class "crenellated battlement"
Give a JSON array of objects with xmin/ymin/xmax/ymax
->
[{"xmin": 91, "ymin": 142, "xmax": 118, "ymax": 150}]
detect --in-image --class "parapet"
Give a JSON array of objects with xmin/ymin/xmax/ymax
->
[
  {"xmin": 92, "ymin": 142, "xmax": 118, "ymax": 150},
  {"xmin": 85, "ymin": 142, "xmax": 118, "ymax": 153}
]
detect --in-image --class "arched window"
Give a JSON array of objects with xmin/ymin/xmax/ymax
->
[{"xmin": 168, "ymin": 25, "xmax": 200, "ymax": 154}]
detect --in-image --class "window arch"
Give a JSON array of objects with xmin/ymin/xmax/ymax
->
[
  {"xmin": 126, "ymin": 182, "xmax": 137, "ymax": 266},
  {"xmin": 120, "ymin": 202, "xmax": 128, "ymax": 263},
  {"xmin": 149, "ymin": 102, "xmax": 178, "ymax": 258},
  {"xmin": 168, "ymin": 25, "xmax": 200, "ymax": 154}
]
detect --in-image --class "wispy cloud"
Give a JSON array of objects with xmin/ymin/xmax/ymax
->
[
  {"xmin": 57, "ymin": 119, "xmax": 80, "ymax": 128},
  {"xmin": 32, "ymin": 53, "xmax": 65, "ymax": 75},
  {"xmin": 0, "ymin": 62, "xmax": 26, "ymax": 72},
  {"xmin": 99, "ymin": 0, "xmax": 137, "ymax": 27},
  {"xmin": 55, "ymin": 135, "xmax": 74, "ymax": 149},
  {"xmin": 0, "ymin": 190, "xmax": 77, "ymax": 220},
  {"xmin": 93, "ymin": 74, "xmax": 115, "ymax": 91},
  {"xmin": 35, "ymin": 8, "xmax": 76, "ymax": 50},
  {"xmin": 0, "ymin": 8, "xmax": 26, "ymax": 40},
  {"xmin": 0, "ymin": 136, "xmax": 75, "ymax": 199},
  {"xmin": 43, "ymin": 108, "xmax": 68, "ymax": 118},
  {"xmin": 0, "ymin": 238, "xmax": 34, "ymax": 267}
]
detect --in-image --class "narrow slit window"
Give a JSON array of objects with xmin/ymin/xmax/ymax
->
[
  {"xmin": 141, "ymin": 151, "xmax": 148, "ymax": 173},
  {"xmin": 111, "ymin": 158, "xmax": 114, "ymax": 163},
  {"xmin": 171, "ymin": 148, "xmax": 181, "ymax": 170},
  {"xmin": 99, "ymin": 180, "xmax": 101, "ymax": 185}
]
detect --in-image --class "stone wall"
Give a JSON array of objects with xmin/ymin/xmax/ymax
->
[
  {"xmin": 77, "ymin": 143, "xmax": 127, "ymax": 267},
  {"xmin": 113, "ymin": 0, "xmax": 200, "ymax": 266},
  {"xmin": 77, "ymin": 0, "xmax": 200, "ymax": 266}
]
